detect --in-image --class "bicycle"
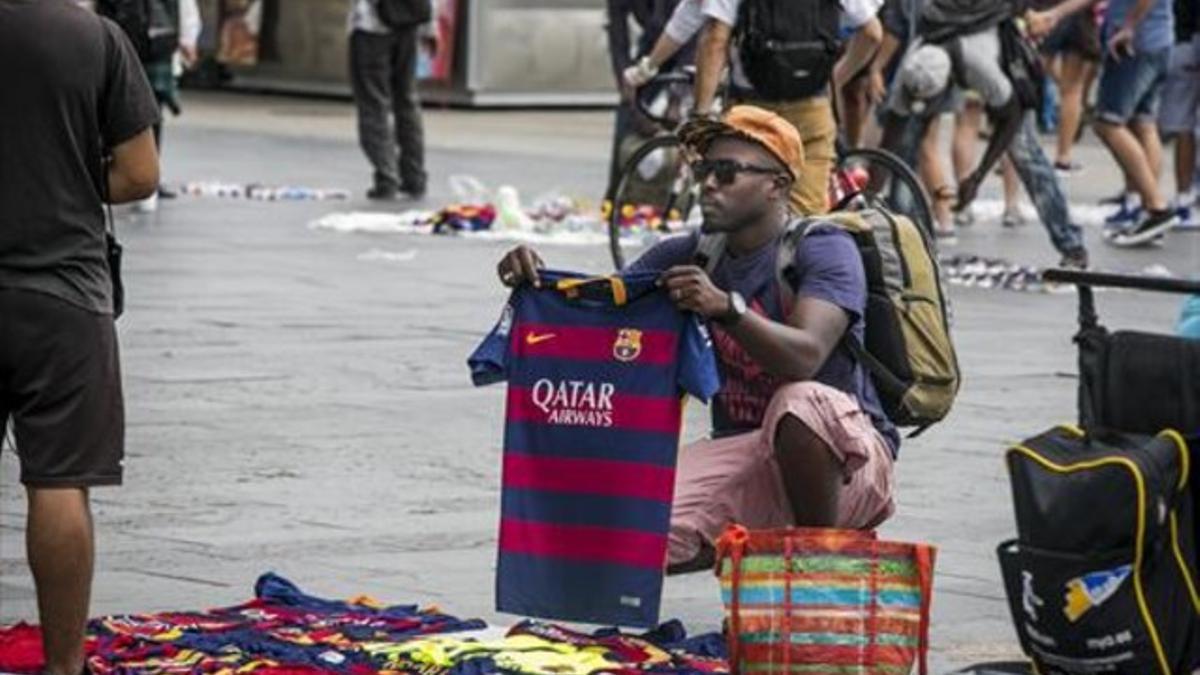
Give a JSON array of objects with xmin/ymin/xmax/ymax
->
[{"xmin": 604, "ymin": 70, "xmax": 936, "ymax": 270}]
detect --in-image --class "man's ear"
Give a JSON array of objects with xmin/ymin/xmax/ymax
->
[{"xmin": 770, "ymin": 175, "xmax": 793, "ymax": 203}]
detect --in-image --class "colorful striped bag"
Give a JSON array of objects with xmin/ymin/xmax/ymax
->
[{"xmin": 716, "ymin": 525, "xmax": 937, "ymax": 675}]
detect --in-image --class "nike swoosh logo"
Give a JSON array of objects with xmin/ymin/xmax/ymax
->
[{"xmin": 526, "ymin": 333, "xmax": 557, "ymax": 345}]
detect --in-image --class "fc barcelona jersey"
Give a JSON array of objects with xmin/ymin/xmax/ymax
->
[{"xmin": 469, "ymin": 269, "xmax": 720, "ymax": 627}]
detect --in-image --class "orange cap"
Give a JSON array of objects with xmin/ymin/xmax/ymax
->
[{"xmin": 680, "ymin": 105, "xmax": 804, "ymax": 179}]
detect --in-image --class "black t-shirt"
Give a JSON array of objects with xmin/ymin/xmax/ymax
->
[{"xmin": 0, "ymin": 0, "xmax": 160, "ymax": 314}]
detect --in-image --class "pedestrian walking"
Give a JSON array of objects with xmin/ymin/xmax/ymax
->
[
  {"xmin": 1031, "ymin": 0, "xmax": 1179, "ymax": 246},
  {"xmin": 0, "ymin": 1, "xmax": 159, "ymax": 672},
  {"xmin": 348, "ymin": 0, "xmax": 436, "ymax": 201}
]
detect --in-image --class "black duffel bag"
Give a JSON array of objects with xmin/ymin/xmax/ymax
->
[{"xmin": 999, "ymin": 425, "xmax": 1199, "ymax": 675}]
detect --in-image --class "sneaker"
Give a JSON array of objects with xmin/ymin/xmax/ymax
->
[
  {"xmin": 1173, "ymin": 203, "xmax": 1198, "ymax": 230},
  {"xmin": 399, "ymin": 184, "xmax": 427, "ymax": 202},
  {"xmin": 1110, "ymin": 209, "xmax": 1179, "ymax": 247},
  {"xmin": 133, "ymin": 192, "xmax": 158, "ymax": 213},
  {"xmin": 1103, "ymin": 201, "xmax": 1142, "ymax": 240},
  {"xmin": 953, "ymin": 206, "xmax": 976, "ymax": 227},
  {"xmin": 1053, "ymin": 161, "xmax": 1082, "ymax": 177},
  {"xmin": 1058, "ymin": 248, "xmax": 1089, "ymax": 270},
  {"xmin": 1001, "ymin": 209, "xmax": 1025, "ymax": 228},
  {"xmin": 934, "ymin": 226, "xmax": 958, "ymax": 246},
  {"xmin": 366, "ymin": 184, "xmax": 398, "ymax": 201}
]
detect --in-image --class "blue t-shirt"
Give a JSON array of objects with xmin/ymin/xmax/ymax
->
[
  {"xmin": 629, "ymin": 227, "xmax": 900, "ymax": 456},
  {"xmin": 469, "ymin": 269, "xmax": 721, "ymax": 627},
  {"xmin": 1105, "ymin": 0, "xmax": 1175, "ymax": 53}
]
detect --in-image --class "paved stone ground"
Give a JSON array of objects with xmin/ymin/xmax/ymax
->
[{"xmin": 1, "ymin": 92, "xmax": 1197, "ymax": 671}]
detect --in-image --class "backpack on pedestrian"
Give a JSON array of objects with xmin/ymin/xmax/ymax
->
[
  {"xmin": 96, "ymin": 0, "xmax": 150, "ymax": 60},
  {"xmin": 694, "ymin": 207, "xmax": 961, "ymax": 433},
  {"xmin": 733, "ymin": 0, "xmax": 842, "ymax": 101},
  {"xmin": 96, "ymin": 0, "xmax": 178, "ymax": 63},
  {"xmin": 375, "ymin": 0, "xmax": 433, "ymax": 30},
  {"xmin": 999, "ymin": 425, "xmax": 1199, "ymax": 674}
]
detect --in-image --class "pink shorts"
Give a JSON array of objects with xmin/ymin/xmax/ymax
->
[{"xmin": 668, "ymin": 382, "xmax": 896, "ymax": 565}]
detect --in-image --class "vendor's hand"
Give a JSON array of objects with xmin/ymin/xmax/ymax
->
[
  {"xmin": 1023, "ymin": 9, "xmax": 1057, "ymax": 40},
  {"xmin": 659, "ymin": 265, "xmax": 729, "ymax": 318},
  {"xmin": 497, "ymin": 245, "xmax": 545, "ymax": 288},
  {"xmin": 954, "ymin": 173, "xmax": 983, "ymax": 212},
  {"xmin": 1108, "ymin": 24, "xmax": 1136, "ymax": 60}
]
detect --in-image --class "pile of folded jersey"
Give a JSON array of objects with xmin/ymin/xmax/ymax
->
[{"xmin": 0, "ymin": 574, "xmax": 727, "ymax": 675}]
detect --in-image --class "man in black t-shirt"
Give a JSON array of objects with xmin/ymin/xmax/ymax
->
[{"xmin": 0, "ymin": 1, "xmax": 159, "ymax": 672}]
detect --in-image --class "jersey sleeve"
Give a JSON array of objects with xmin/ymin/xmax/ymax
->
[
  {"xmin": 467, "ymin": 295, "xmax": 519, "ymax": 386},
  {"xmin": 678, "ymin": 315, "xmax": 721, "ymax": 402}
]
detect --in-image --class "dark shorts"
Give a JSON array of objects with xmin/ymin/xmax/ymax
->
[
  {"xmin": 0, "ymin": 289, "xmax": 124, "ymax": 487},
  {"xmin": 1040, "ymin": 11, "xmax": 1102, "ymax": 61}
]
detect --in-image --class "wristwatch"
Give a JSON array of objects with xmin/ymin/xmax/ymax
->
[{"xmin": 717, "ymin": 291, "xmax": 747, "ymax": 326}]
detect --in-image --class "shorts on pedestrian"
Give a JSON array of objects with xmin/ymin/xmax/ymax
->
[
  {"xmin": 0, "ymin": 289, "xmax": 124, "ymax": 487},
  {"xmin": 668, "ymin": 381, "xmax": 895, "ymax": 565},
  {"xmin": 1158, "ymin": 38, "xmax": 1200, "ymax": 134},
  {"xmin": 744, "ymin": 96, "xmax": 836, "ymax": 216},
  {"xmin": 1040, "ymin": 11, "xmax": 1102, "ymax": 62},
  {"xmin": 1096, "ymin": 48, "xmax": 1170, "ymax": 125}
]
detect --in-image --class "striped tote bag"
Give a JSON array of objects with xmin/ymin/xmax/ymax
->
[{"xmin": 716, "ymin": 526, "xmax": 936, "ymax": 675}]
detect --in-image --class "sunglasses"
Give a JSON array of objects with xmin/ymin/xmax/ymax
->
[{"xmin": 691, "ymin": 159, "xmax": 784, "ymax": 186}]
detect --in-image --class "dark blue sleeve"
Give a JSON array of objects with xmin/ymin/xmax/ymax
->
[
  {"xmin": 794, "ymin": 227, "xmax": 866, "ymax": 324},
  {"xmin": 625, "ymin": 232, "xmax": 699, "ymax": 274},
  {"xmin": 467, "ymin": 295, "xmax": 518, "ymax": 386},
  {"xmin": 678, "ymin": 315, "xmax": 721, "ymax": 402}
]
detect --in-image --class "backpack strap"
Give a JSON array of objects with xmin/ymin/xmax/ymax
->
[
  {"xmin": 693, "ymin": 232, "xmax": 728, "ymax": 276},
  {"xmin": 774, "ymin": 217, "xmax": 814, "ymax": 313}
]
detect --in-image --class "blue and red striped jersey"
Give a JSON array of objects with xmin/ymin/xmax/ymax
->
[{"xmin": 469, "ymin": 269, "xmax": 720, "ymax": 627}]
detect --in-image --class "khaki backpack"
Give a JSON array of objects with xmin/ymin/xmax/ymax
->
[{"xmin": 695, "ymin": 208, "xmax": 960, "ymax": 432}]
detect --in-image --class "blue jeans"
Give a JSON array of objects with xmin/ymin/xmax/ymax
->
[
  {"xmin": 1007, "ymin": 112, "xmax": 1085, "ymax": 255},
  {"xmin": 1096, "ymin": 48, "xmax": 1170, "ymax": 124},
  {"xmin": 888, "ymin": 109, "xmax": 1084, "ymax": 255}
]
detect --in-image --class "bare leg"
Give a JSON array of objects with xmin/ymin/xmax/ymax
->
[
  {"xmin": 919, "ymin": 118, "xmax": 952, "ymax": 230},
  {"xmin": 1054, "ymin": 53, "xmax": 1096, "ymax": 166},
  {"xmin": 1002, "ymin": 156, "xmax": 1022, "ymax": 215},
  {"xmin": 952, "ymin": 99, "xmax": 983, "ymax": 183},
  {"xmin": 1095, "ymin": 120, "xmax": 1169, "ymax": 211},
  {"xmin": 1132, "ymin": 118, "xmax": 1164, "ymax": 185},
  {"xmin": 774, "ymin": 414, "xmax": 841, "ymax": 526},
  {"xmin": 841, "ymin": 74, "xmax": 873, "ymax": 149},
  {"xmin": 1176, "ymin": 131, "xmax": 1197, "ymax": 198},
  {"xmin": 27, "ymin": 487, "xmax": 94, "ymax": 675}
]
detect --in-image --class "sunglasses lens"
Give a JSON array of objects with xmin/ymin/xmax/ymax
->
[{"xmin": 714, "ymin": 161, "xmax": 738, "ymax": 185}]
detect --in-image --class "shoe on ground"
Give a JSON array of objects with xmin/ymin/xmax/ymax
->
[
  {"xmin": 934, "ymin": 226, "xmax": 958, "ymax": 246},
  {"xmin": 1174, "ymin": 204, "xmax": 1199, "ymax": 230},
  {"xmin": 1058, "ymin": 248, "xmax": 1089, "ymax": 270},
  {"xmin": 953, "ymin": 206, "xmax": 976, "ymax": 227},
  {"xmin": 133, "ymin": 192, "xmax": 158, "ymax": 213},
  {"xmin": 399, "ymin": 183, "xmax": 427, "ymax": 201},
  {"xmin": 366, "ymin": 184, "xmax": 398, "ymax": 201},
  {"xmin": 1104, "ymin": 199, "xmax": 1142, "ymax": 225},
  {"xmin": 1001, "ymin": 209, "xmax": 1025, "ymax": 228},
  {"xmin": 1053, "ymin": 160, "xmax": 1082, "ymax": 177},
  {"xmin": 1109, "ymin": 209, "xmax": 1179, "ymax": 248}
]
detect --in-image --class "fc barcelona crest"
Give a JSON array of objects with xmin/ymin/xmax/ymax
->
[{"xmin": 613, "ymin": 329, "xmax": 643, "ymax": 362}]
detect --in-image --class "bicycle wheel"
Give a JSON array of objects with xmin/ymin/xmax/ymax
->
[
  {"xmin": 606, "ymin": 134, "xmax": 699, "ymax": 270},
  {"xmin": 836, "ymin": 147, "xmax": 936, "ymax": 241}
]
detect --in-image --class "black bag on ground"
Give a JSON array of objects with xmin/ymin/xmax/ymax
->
[
  {"xmin": 734, "ymin": 0, "xmax": 841, "ymax": 101},
  {"xmin": 375, "ymin": 0, "xmax": 432, "ymax": 30},
  {"xmin": 998, "ymin": 426, "xmax": 1199, "ymax": 675}
]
